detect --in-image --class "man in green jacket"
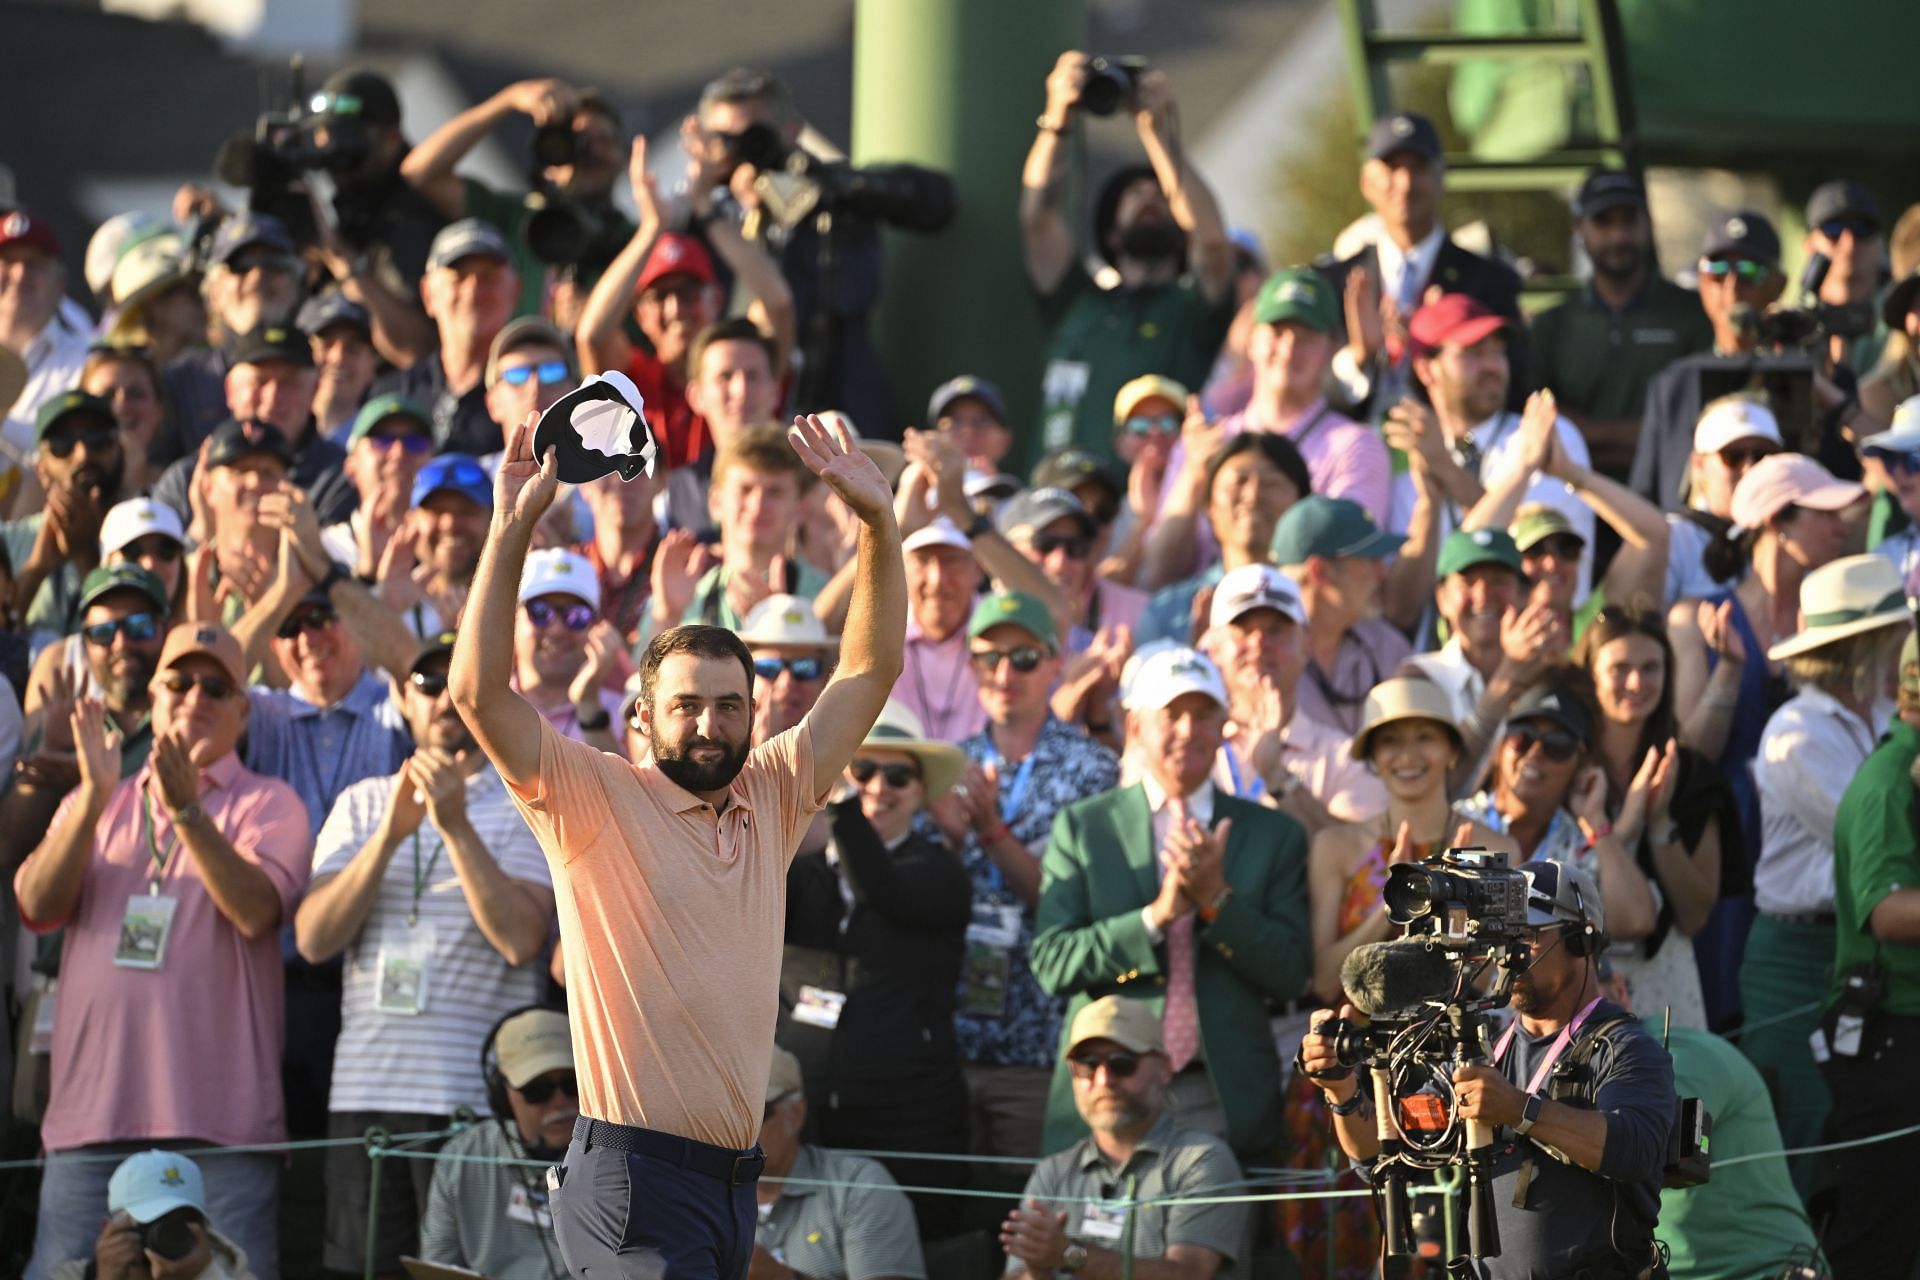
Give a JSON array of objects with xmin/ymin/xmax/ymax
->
[{"xmin": 1031, "ymin": 645, "xmax": 1309, "ymax": 1164}]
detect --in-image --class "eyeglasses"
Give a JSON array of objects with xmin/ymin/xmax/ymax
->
[
  {"xmin": 1032, "ymin": 533, "xmax": 1094, "ymax": 561},
  {"xmin": 159, "ymin": 670, "xmax": 238, "ymax": 701},
  {"xmin": 754, "ymin": 655, "xmax": 825, "ymax": 682},
  {"xmin": 1718, "ymin": 444, "xmax": 1777, "ymax": 472},
  {"xmin": 410, "ymin": 671, "xmax": 449, "ymax": 696},
  {"xmin": 1067, "ymin": 1050, "xmax": 1143, "ymax": 1080},
  {"xmin": 119, "ymin": 536, "xmax": 183, "ymax": 564},
  {"xmin": 1504, "ymin": 723, "xmax": 1580, "ymax": 763},
  {"xmin": 498, "ymin": 360, "xmax": 571, "ymax": 389},
  {"xmin": 1124, "ymin": 414, "xmax": 1182, "ymax": 436},
  {"xmin": 82, "ymin": 612, "xmax": 159, "ymax": 647},
  {"xmin": 517, "ymin": 1072, "xmax": 579, "ymax": 1105},
  {"xmin": 1868, "ymin": 447, "xmax": 1920, "ymax": 477},
  {"xmin": 277, "ymin": 606, "xmax": 339, "ymax": 640},
  {"xmin": 524, "ymin": 599, "xmax": 596, "ymax": 632},
  {"xmin": 43, "ymin": 427, "xmax": 120, "ymax": 458},
  {"xmin": 1818, "ymin": 218, "xmax": 1875, "ymax": 242},
  {"xmin": 849, "ymin": 759, "xmax": 921, "ymax": 789},
  {"xmin": 228, "ymin": 252, "xmax": 300, "ymax": 278},
  {"xmin": 366, "ymin": 431, "xmax": 433, "ymax": 454},
  {"xmin": 969, "ymin": 645, "xmax": 1046, "ymax": 674},
  {"xmin": 1699, "ymin": 257, "xmax": 1772, "ymax": 284}
]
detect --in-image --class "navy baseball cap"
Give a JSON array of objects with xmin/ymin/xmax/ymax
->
[
  {"xmin": 205, "ymin": 419, "xmax": 295, "ymax": 471},
  {"xmin": 1366, "ymin": 112, "xmax": 1442, "ymax": 163},
  {"xmin": 1572, "ymin": 170, "xmax": 1646, "ymax": 219},
  {"xmin": 1806, "ymin": 180, "xmax": 1880, "ymax": 234},
  {"xmin": 427, "ymin": 219, "xmax": 513, "ymax": 272},
  {"xmin": 297, "ymin": 290, "xmax": 371, "ymax": 340},
  {"xmin": 411, "ymin": 453, "xmax": 492, "ymax": 510},
  {"xmin": 313, "ymin": 68, "xmax": 402, "ymax": 128},
  {"xmin": 927, "ymin": 375, "xmax": 1008, "ymax": 428},
  {"xmin": 1701, "ymin": 211, "xmax": 1781, "ymax": 268},
  {"xmin": 210, "ymin": 213, "xmax": 295, "ymax": 267}
]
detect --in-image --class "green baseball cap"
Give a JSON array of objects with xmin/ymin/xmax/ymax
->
[
  {"xmin": 1435, "ymin": 528, "xmax": 1524, "ymax": 580},
  {"xmin": 1252, "ymin": 267, "xmax": 1337, "ymax": 333},
  {"xmin": 967, "ymin": 591, "xmax": 1059, "ymax": 651},
  {"xmin": 1510, "ymin": 505, "xmax": 1587, "ymax": 554},
  {"xmin": 348, "ymin": 393, "xmax": 433, "ymax": 444},
  {"xmin": 78, "ymin": 563, "xmax": 169, "ymax": 615},
  {"xmin": 1271, "ymin": 495, "xmax": 1405, "ymax": 565},
  {"xmin": 35, "ymin": 391, "xmax": 117, "ymax": 442}
]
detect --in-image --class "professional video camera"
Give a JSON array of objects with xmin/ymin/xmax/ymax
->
[
  {"xmin": 1081, "ymin": 56, "xmax": 1149, "ymax": 116},
  {"xmin": 1747, "ymin": 250, "xmax": 1877, "ymax": 349},
  {"xmin": 717, "ymin": 125, "xmax": 956, "ymax": 236},
  {"xmin": 213, "ymin": 57, "xmax": 374, "ymax": 249}
]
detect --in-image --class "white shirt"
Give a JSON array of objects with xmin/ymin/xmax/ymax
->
[
  {"xmin": 1138, "ymin": 775, "xmax": 1215, "ymax": 944},
  {"xmin": 1753, "ymin": 688, "xmax": 1893, "ymax": 916},
  {"xmin": 1664, "ymin": 513, "xmax": 1726, "ymax": 604},
  {"xmin": 1, "ymin": 301, "xmax": 93, "ymax": 491}
]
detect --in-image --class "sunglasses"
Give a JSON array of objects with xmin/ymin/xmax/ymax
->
[
  {"xmin": 1718, "ymin": 444, "xmax": 1777, "ymax": 472},
  {"xmin": 1124, "ymin": 414, "xmax": 1182, "ymax": 436},
  {"xmin": 120, "ymin": 536, "xmax": 184, "ymax": 563},
  {"xmin": 1868, "ymin": 447, "xmax": 1920, "ymax": 477},
  {"xmin": 228, "ymin": 252, "xmax": 300, "ymax": 277},
  {"xmin": 1505, "ymin": 723, "xmax": 1580, "ymax": 763},
  {"xmin": 1699, "ymin": 257, "xmax": 1772, "ymax": 284},
  {"xmin": 525, "ymin": 599, "xmax": 596, "ymax": 632},
  {"xmin": 753, "ymin": 655, "xmax": 825, "ymax": 682},
  {"xmin": 159, "ymin": 670, "xmax": 237, "ymax": 701},
  {"xmin": 410, "ymin": 671, "xmax": 449, "ymax": 696},
  {"xmin": 1032, "ymin": 533, "xmax": 1094, "ymax": 561},
  {"xmin": 1067, "ymin": 1050, "xmax": 1143, "ymax": 1080},
  {"xmin": 849, "ymin": 759, "xmax": 921, "ymax": 789},
  {"xmin": 44, "ymin": 427, "xmax": 120, "ymax": 458},
  {"xmin": 1818, "ymin": 218, "xmax": 1875, "ymax": 242},
  {"xmin": 366, "ymin": 430, "xmax": 433, "ymax": 454},
  {"xmin": 277, "ymin": 606, "xmax": 339, "ymax": 640},
  {"xmin": 969, "ymin": 645, "xmax": 1046, "ymax": 674},
  {"xmin": 82, "ymin": 612, "xmax": 159, "ymax": 647},
  {"xmin": 498, "ymin": 360, "xmax": 571, "ymax": 389},
  {"xmin": 517, "ymin": 1072, "xmax": 579, "ymax": 1105}
]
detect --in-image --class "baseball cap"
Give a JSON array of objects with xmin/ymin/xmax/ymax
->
[
  {"xmin": 767, "ymin": 1045, "xmax": 805, "ymax": 1103},
  {"xmin": 518, "ymin": 547, "xmax": 601, "ymax": 611},
  {"xmin": 1435, "ymin": 528, "xmax": 1524, "ymax": 580},
  {"xmin": 1806, "ymin": 180, "xmax": 1880, "ymax": 233},
  {"xmin": 1271, "ymin": 495, "xmax": 1405, "ymax": 565},
  {"xmin": 230, "ymin": 325, "xmax": 314, "ymax": 369},
  {"xmin": 35, "ymin": 390, "xmax": 117, "ymax": 442},
  {"xmin": 100, "ymin": 497, "xmax": 186, "ymax": 560},
  {"xmin": 1122, "ymin": 645, "xmax": 1228, "ymax": 712},
  {"xmin": 997, "ymin": 486, "xmax": 1094, "ymax": 541},
  {"xmin": 1507, "ymin": 683, "xmax": 1594, "ymax": 747},
  {"xmin": 157, "ymin": 621, "xmax": 245, "ymax": 687},
  {"xmin": 1572, "ymin": 170, "xmax": 1646, "ymax": 219},
  {"xmin": 634, "ymin": 233, "xmax": 717, "ymax": 294},
  {"xmin": 411, "ymin": 453, "xmax": 492, "ymax": 511},
  {"xmin": 0, "ymin": 209, "xmax": 61, "ymax": 258},
  {"xmin": 1068, "ymin": 995, "xmax": 1165, "ymax": 1056},
  {"xmin": 205, "ymin": 419, "xmax": 295, "ymax": 471},
  {"xmin": 1701, "ymin": 211, "xmax": 1781, "ymax": 268},
  {"xmin": 1112, "ymin": 374, "xmax": 1188, "ymax": 425},
  {"xmin": 410, "ymin": 630, "xmax": 458, "ymax": 673},
  {"xmin": 297, "ymin": 290, "xmax": 371, "ymax": 340},
  {"xmin": 738, "ymin": 594, "xmax": 837, "ymax": 650},
  {"xmin": 1509, "ymin": 505, "xmax": 1586, "ymax": 555},
  {"xmin": 1408, "ymin": 293, "xmax": 1510, "ymax": 357},
  {"xmin": 1251, "ymin": 268, "xmax": 1337, "ymax": 332},
  {"xmin": 902, "ymin": 516, "xmax": 973, "ymax": 557},
  {"xmin": 86, "ymin": 211, "xmax": 163, "ymax": 297},
  {"xmin": 1693, "ymin": 398, "xmax": 1783, "ymax": 455},
  {"xmin": 494, "ymin": 1007, "xmax": 574, "ymax": 1089},
  {"xmin": 107, "ymin": 234, "xmax": 194, "ymax": 339},
  {"xmin": 929, "ymin": 374, "xmax": 1009, "ymax": 427},
  {"xmin": 1209, "ymin": 564, "xmax": 1305, "ymax": 630},
  {"xmin": 487, "ymin": 316, "xmax": 574, "ymax": 387},
  {"xmin": 1032, "ymin": 448, "xmax": 1124, "ymax": 506},
  {"xmin": 1863, "ymin": 396, "xmax": 1920, "ymax": 456},
  {"xmin": 107, "ymin": 1151, "xmax": 206, "ymax": 1226},
  {"xmin": 427, "ymin": 218, "xmax": 513, "ymax": 273},
  {"xmin": 313, "ymin": 68, "xmax": 402, "ymax": 127},
  {"xmin": 964, "ymin": 470, "xmax": 1022, "ymax": 504},
  {"xmin": 348, "ymin": 393, "xmax": 433, "ymax": 444},
  {"xmin": 1366, "ymin": 112, "xmax": 1442, "ymax": 163},
  {"xmin": 78, "ymin": 563, "xmax": 170, "ymax": 615},
  {"xmin": 1521, "ymin": 859, "xmax": 1605, "ymax": 933},
  {"xmin": 967, "ymin": 590, "xmax": 1060, "ymax": 651},
  {"xmin": 209, "ymin": 212, "xmax": 294, "ymax": 267},
  {"xmin": 1728, "ymin": 454, "xmax": 1864, "ymax": 535}
]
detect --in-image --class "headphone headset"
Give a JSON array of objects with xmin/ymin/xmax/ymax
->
[{"xmin": 1561, "ymin": 876, "xmax": 1605, "ymax": 959}]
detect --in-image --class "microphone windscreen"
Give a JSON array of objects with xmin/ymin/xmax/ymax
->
[
  {"xmin": 1342, "ymin": 939, "xmax": 1457, "ymax": 1017},
  {"xmin": 214, "ymin": 132, "xmax": 257, "ymax": 189}
]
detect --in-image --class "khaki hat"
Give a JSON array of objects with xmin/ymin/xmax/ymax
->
[
  {"xmin": 766, "ymin": 1045, "xmax": 804, "ymax": 1103},
  {"xmin": 860, "ymin": 700, "xmax": 967, "ymax": 799},
  {"xmin": 1113, "ymin": 374, "xmax": 1188, "ymax": 425},
  {"xmin": 156, "ymin": 622, "xmax": 244, "ymax": 687},
  {"xmin": 495, "ymin": 1008, "xmax": 574, "ymax": 1089},
  {"xmin": 1351, "ymin": 676, "xmax": 1464, "ymax": 760},
  {"xmin": 106, "ymin": 233, "xmax": 194, "ymax": 344},
  {"xmin": 1068, "ymin": 995, "xmax": 1165, "ymax": 1056},
  {"xmin": 1767, "ymin": 554, "xmax": 1911, "ymax": 661},
  {"xmin": 738, "ymin": 594, "xmax": 837, "ymax": 651},
  {"xmin": 1509, "ymin": 504, "xmax": 1585, "ymax": 555}
]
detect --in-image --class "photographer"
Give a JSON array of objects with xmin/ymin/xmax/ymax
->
[
  {"xmin": 52, "ymin": 1151, "xmax": 258, "ymax": 1280},
  {"xmin": 1023, "ymin": 52, "xmax": 1235, "ymax": 461},
  {"xmin": 1304, "ymin": 860, "xmax": 1677, "ymax": 1280},
  {"xmin": 401, "ymin": 77, "xmax": 636, "ymax": 326}
]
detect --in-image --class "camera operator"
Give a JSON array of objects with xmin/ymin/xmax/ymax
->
[
  {"xmin": 52, "ymin": 1151, "xmax": 258, "ymax": 1280},
  {"xmin": 1024, "ymin": 52, "xmax": 1235, "ymax": 462},
  {"xmin": 1802, "ymin": 181, "xmax": 1885, "ymax": 375},
  {"xmin": 400, "ymin": 77, "xmax": 636, "ymax": 327},
  {"xmin": 1304, "ymin": 861, "xmax": 1678, "ymax": 1280}
]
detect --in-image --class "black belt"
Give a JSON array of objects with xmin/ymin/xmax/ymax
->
[
  {"xmin": 575, "ymin": 1117, "xmax": 766, "ymax": 1186},
  {"xmin": 1761, "ymin": 910, "xmax": 1837, "ymax": 927}
]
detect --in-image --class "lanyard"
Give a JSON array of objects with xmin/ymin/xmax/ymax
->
[
  {"xmin": 139, "ymin": 785, "xmax": 179, "ymax": 897},
  {"xmin": 1223, "ymin": 743, "xmax": 1266, "ymax": 801},
  {"xmin": 995, "ymin": 749, "xmax": 1037, "ymax": 825},
  {"xmin": 408, "ymin": 829, "xmax": 442, "ymax": 928},
  {"xmin": 1494, "ymin": 996, "xmax": 1603, "ymax": 1096}
]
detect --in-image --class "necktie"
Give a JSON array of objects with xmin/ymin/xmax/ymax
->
[{"xmin": 1161, "ymin": 795, "xmax": 1201, "ymax": 1072}]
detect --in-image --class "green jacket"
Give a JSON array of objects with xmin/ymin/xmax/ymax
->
[{"xmin": 1030, "ymin": 784, "xmax": 1310, "ymax": 1162}]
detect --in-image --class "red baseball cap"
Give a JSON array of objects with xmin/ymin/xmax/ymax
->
[
  {"xmin": 1408, "ymin": 293, "xmax": 1509, "ymax": 357},
  {"xmin": 0, "ymin": 210, "xmax": 61, "ymax": 259},
  {"xmin": 634, "ymin": 233, "xmax": 717, "ymax": 295}
]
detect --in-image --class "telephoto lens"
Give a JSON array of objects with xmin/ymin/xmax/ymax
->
[{"xmin": 1080, "ymin": 56, "xmax": 1145, "ymax": 116}]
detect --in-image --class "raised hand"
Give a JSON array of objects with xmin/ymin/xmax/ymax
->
[
  {"xmin": 382, "ymin": 759, "xmax": 429, "ymax": 839},
  {"xmin": 628, "ymin": 135, "xmax": 664, "ymax": 228},
  {"xmin": 1519, "ymin": 389, "xmax": 1560, "ymax": 475},
  {"xmin": 1698, "ymin": 598, "xmax": 1747, "ymax": 667},
  {"xmin": 1178, "ymin": 394, "xmax": 1224, "ymax": 485},
  {"xmin": 71, "ymin": 697, "xmax": 121, "ymax": 796},
  {"xmin": 1383, "ymin": 397, "xmax": 1447, "ymax": 475},
  {"xmin": 496, "ymin": 410, "xmax": 560, "ymax": 530},
  {"xmin": 569, "ymin": 620, "xmax": 623, "ymax": 706},
  {"xmin": 1167, "ymin": 815, "xmax": 1233, "ymax": 907},
  {"xmin": 503, "ymin": 77, "xmax": 581, "ymax": 126},
  {"xmin": 1616, "ymin": 738, "xmax": 1678, "ymax": 847},
  {"xmin": 1568, "ymin": 763, "xmax": 1609, "ymax": 828},
  {"xmin": 649, "ymin": 527, "xmax": 713, "ymax": 621},
  {"xmin": 789, "ymin": 414, "xmax": 894, "ymax": 526},
  {"xmin": 258, "ymin": 486, "xmax": 329, "ymax": 580},
  {"xmin": 1386, "ymin": 819, "xmax": 1418, "ymax": 865},
  {"xmin": 1344, "ymin": 265, "xmax": 1385, "ymax": 363},
  {"xmin": 151, "ymin": 726, "xmax": 203, "ymax": 805},
  {"xmin": 408, "ymin": 749, "xmax": 470, "ymax": 833}
]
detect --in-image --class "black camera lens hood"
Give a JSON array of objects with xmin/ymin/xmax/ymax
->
[{"xmin": 533, "ymin": 370, "xmax": 659, "ymax": 484}]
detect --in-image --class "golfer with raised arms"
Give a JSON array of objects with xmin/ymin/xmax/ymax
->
[{"xmin": 449, "ymin": 409, "xmax": 905, "ymax": 1279}]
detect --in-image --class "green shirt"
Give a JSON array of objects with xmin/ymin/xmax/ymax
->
[
  {"xmin": 759, "ymin": 1146, "xmax": 926, "ymax": 1280},
  {"xmin": 1831, "ymin": 716, "xmax": 1920, "ymax": 1014},
  {"xmin": 1, "ymin": 515, "xmax": 79, "ymax": 635},
  {"xmin": 1036, "ymin": 265, "xmax": 1235, "ymax": 466},
  {"xmin": 1530, "ymin": 278, "xmax": 1715, "ymax": 422},
  {"xmin": 463, "ymin": 178, "xmax": 637, "ymax": 321}
]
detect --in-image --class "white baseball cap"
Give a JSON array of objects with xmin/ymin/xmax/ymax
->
[
  {"xmin": 101, "ymin": 497, "xmax": 187, "ymax": 559},
  {"xmin": 1209, "ymin": 564, "xmax": 1305, "ymax": 630},
  {"xmin": 1693, "ymin": 398, "xmax": 1783, "ymax": 455},
  {"xmin": 903, "ymin": 516, "xmax": 973, "ymax": 556},
  {"xmin": 1862, "ymin": 395, "xmax": 1920, "ymax": 455},
  {"xmin": 107, "ymin": 1150, "xmax": 206, "ymax": 1225},
  {"xmin": 517, "ymin": 548, "xmax": 601, "ymax": 611},
  {"xmin": 1123, "ymin": 645, "xmax": 1229, "ymax": 712},
  {"xmin": 737, "ymin": 593, "xmax": 836, "ymax": 650}
]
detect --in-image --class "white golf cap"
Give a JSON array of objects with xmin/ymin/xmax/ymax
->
[
  {"xmin": 100, "ymin": 497, "xmax": 187, "ymax": 559},
  {"xmin": 738, "ymin": 594, "xmax": 836, "ymax": 650},
  {"xmin": 107, "ymin": 1150, "xmax": 206, "ymax": 1225},
  {"xmin": 1862, "ymin": 395, "xmax": 1920, "ymax": 455},
  {"xmin": 1123, "ymin": 645, "xmax": 1229, "ymax": 712},
  {"xmin": 1209, "ymin": 564, "xmax": 1305, "ymax": 630},
  {"xmin": 517, "ymin": 547, "xmax": 601, "ymax": 611},
  {"xmin": 1693, "ymin": 397, "xmax": 1783, "ymax": 455},
  {"xmin": 903, "ymin": 516, "xmax": 973, "ymax": 556}
]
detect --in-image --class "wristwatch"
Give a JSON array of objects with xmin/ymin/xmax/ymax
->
[
  {"xmin": 1060, "ymin": 1243, "xmax": 1089, "ymax": 1273},
  {"xmin": 1515, "ymin": 1091, "xmax": 1546, "ymax": 1137},
  {"xmin": 577, "ymin": 706, "xmax": 612, "ymax": 732},
  {"xmin": 168, "ymin": 801, "xmax": 205, "ymax": 827}
]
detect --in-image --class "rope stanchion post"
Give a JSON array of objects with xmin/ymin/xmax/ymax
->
[{"xmin": 362, "ymin": 1125, "xmax": 392, "ymax": 1280}]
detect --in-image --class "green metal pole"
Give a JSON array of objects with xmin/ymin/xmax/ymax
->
[
  {"xmin": 851, "ymin": 0, "xmax": 1085, "ymax": 468},
  {"xmin": 363, "ymin": 1127, "xmax": 390, "ymax": 1280}
]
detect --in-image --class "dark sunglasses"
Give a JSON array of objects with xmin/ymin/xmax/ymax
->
[
  {"xmin": 120, "ymin": 536, "xmax": 184, "ymax": 563},
  {"xmin": 1818, "ymin": 218, "xmax": 1875, "ymax": 242},
  {"xmin": 1718, "ymin": 444, "xmax": 1777, "ymax": 472},
  {"xmin": 1505, "ymin": 723, "xmax": 1580, "ymax": 763},
  {"xmin": 1067, "ymin": 1050, "xmax": 1142, "ymax": 1080},
  {"xmin": 969, "ymin": 645, "xmax": 1046, "ymax": 674},
  {"xmin": 1699, "ymin": 257, "xmax": 1771, "ymax": 284},
  {"xmin": 82, "ymin": 612, "xmax": 159, "ymax": 647},
  {"xmin": 849, "ymin": 759, "xmax": 921, "ymax": 789},
  {"xmin": 228, "ymin": 252, "xmax": 300, "ymax": 277},
  {"xmin": 44, "ymin": 427, "xmax": 120, "ymax": 458},
  {"xmin": 517, "ymin": 1072, "xmax": 579, "ymax": 1105},
  {"xmin": 277, "ymin": 606, "xmax": 339, "ymax": 640},
  {"xmin": 366, "ymin": 431, "xmax": 433, "ymax": 454},
  {"xmin": 1032, "ymin": 533, "xmax": 1094, "ymax": 561},
  {"xmin": 409, "ymin": 671, "xmax": 449, "ymax": 696},
  {"xmin": 1868, "ymin": 447, "xmax": 1920, "ymax": 477},
  {"xmin": 525, "ymin": 599, "xmax": 596, "ymax": 632},
  {"xmin": 754, "ymin": 655, "xmax": 825, "ymax": 682},
  {"xmin": 498, "ymin": 360, "xmax": 572, "ymax": 388},
  {"xmin": 160, "ymin": 670, "xmax": 237, "ymax": 700},
  {"xmin": 1124, "ymin": 414, "xmax": 1182, "ymax": 436}
]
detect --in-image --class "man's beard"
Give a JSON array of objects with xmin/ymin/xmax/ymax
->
[
  {"xmin": 99, "ymin": 654, "xmax": 156, "ymax": 711},
  {"xmin": 654, "ymin": 734, "xmax": 751, "ymax": 793},
  {"xmin": 1591, "ymin": 243, "xmax": 1644, "ymax": 283},
  {"xmin": 70, "ymin": 457, "xmax": 126, "ymax": 502},
  {"xmin": 1117, "ymin": 222, "xmax": 1184, "ymax": 262},
  {"xmin": 1084, "ymin": 1092, "xmax": 1156, "ymax": 1136}
]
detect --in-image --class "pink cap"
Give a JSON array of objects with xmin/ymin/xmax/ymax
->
[
  {"xmin": 634, "ymin": 233, "xmax": 717, "ymax": 294},
  {"xmin": 1728, "ymin": 453, "xmax": 1864, "ymax": 534},
  {"xmin": 1408, "ymin": 293, "xmax": 1509, "ymax": 357}
]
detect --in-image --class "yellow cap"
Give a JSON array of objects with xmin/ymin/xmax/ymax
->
[{"xmin": 1113, "ymin": 374, "xmax": 1189, "ymax": 426}]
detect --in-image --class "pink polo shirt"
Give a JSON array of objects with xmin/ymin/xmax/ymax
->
[
  {"xmin": 891, "ymin": 613, "xmax": 988, "ymax": 744},
  {"xmin": 18, "ymin": 754, "xmax": 312, "ymax": 1151}
]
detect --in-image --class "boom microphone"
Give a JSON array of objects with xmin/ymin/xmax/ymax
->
[{"xmin": 1342, "ymin": 939, "xmax": 1458, "ymax": 1016}]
